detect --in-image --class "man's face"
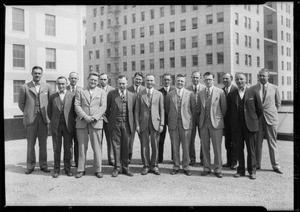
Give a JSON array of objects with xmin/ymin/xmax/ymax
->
[
  {"xmin": 57, "ymin": 78, "xmax": 67, "ymax": 92},
  {"xmin": 88, "ymin": 75, "xmax": 99, "ymax": 89},
  {"xmin": 176, "ymin": 77, "xmax": 185, "ymax": 89},
  {"xmin": 117, "ymin": 77, "xmax": 128, "ymax": 92},
  {"xmin": 31, "ymin": 68, "xmax": 43, "ymax": 83},
  {"xmin": 222, "ymin": 74, "xmax": 232, "ymax": 88},
  {"xmin": 134, "ymin": 75, "xmax": 143, "ymax": 87},
  {"xmin": 191, "ymin": 72, "xmax": 201, "ymax": 85},
  {"xmin": 204, "ymin": 74, "xmax": 214, "ymax": 88},
  {"xmin": 235, "ymin": 74, "xmax": 246, "ymax": 89},
  {"xmin": 68, "ymin": 73, "xmax": 78, "ymax": 87},
  {"xmin": 163, "ymin": 75, "xmax": 171, "ymax": 87},
  {"xmin": 99, "ymin": 74, "xmax": 108, "ymax": 87},
  {"xmin": 259, "ymin": 71, "xmax": 269, "ymax": 85},
  {"xmin": 146, "ymin": 75, "xmax": 155, "ymax": 89}
]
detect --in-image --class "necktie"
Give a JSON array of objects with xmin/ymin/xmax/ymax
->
[
  {"xmin": 262, "ymin": 85, "xmax": 266, "ymax": 102},
  {"xmin": 147, "ymin": 89, "xmax": 151, "ymax": 102},
  {"xmin": 194, "ymin": 86, "xmax": 197, "ymax": 94},
  {"xmin": 121, "ymin": 90, "xmax": 125, "ymax": 101},
  {"xmin": 72, "ymin": 86, "xmax": 75, "ymax": 93},
  {"xmin": 225, "ymin": 87, "xmax": 228, "ymax": 95},
  {"xmin": 206, "ymin": 88, "xmax": 210, "ymax": 98},
  {"xmin": 135, "ymin": 86, "xmax": 139, "ymax": 93},
  {"xmin": 177, "ymin": 89, "xmax": 181, "ymax": 99}
]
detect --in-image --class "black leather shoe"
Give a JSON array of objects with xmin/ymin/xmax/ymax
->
[
  {"xmin": 223, "ymin": 163, "xmax": 230, "ymax": 167},
  {"xmin": 189, "ymin": 160, "xmax": 195, "ymax": 166},
  {"xmin": 249, "ymin": 174, "xmax": 256, "ymax": 179},
  {"xmin": 257, "ymin": 166, "xmax": 261, "ymax": 170},
  {"xmin": 170, "ymin": 169, "xmax": 179, "ymax": 175},
  {"xmin": 234, "ymin": 173, "xmax": 245, "ymax": 178},
  {"xmin": 141, "ymin": 168, "xmax": 149, "ymax": 175},
  {"xmin": 123, "ymin": 170, "xmax": 134, "ymax": 177},
  {"xmin": 111, "ymin": 170, "xmax": 119, "ymax": 177},
  {"xmin": 215, "ymin": 173, "xmax": 223, "ymax": 178},
  {"xmin": 52, "ymin": 173, "xmax": 59, "ymax": 178},
  {"xmin": 152, "ymin": 169, "xmax": 161, "ymax": 175},
  {"xmin": 231, "ymin": 164, "xmax": 238, "ymax": 170},
  {"xmin": 184, "ymin": 170, "xmax": 192, "ymax": 176},
  {"xmin": 95, "ymin": 172, "xmax": 103, "ymax": 178},
  {"xmin": 65, "ymin": 171, "xmax": 73, "ymax": 177},
  {"xmin": 25, "ymin": 169, "xmax": 34, "ymax": 175},
  {"xmin": 274, "ymin": 168, "xmax": 283, "ymax": 174},
  {"xmin": 108, "ymin": 162, "xmax": 114, "ymax": 166},
  {"xmin": 201, "ymin": 171, "xmax": 211, "ymax": 176},
  {"xmin": 41, "ymin": 168, "xmax": 51, "ymax": 173},
  {"xmin": 75, "ymin": 171, "xmax": 85, "ymax": 178},
  {"xmin": 199, "ymin": 162, "xmax": 203, "ymax": 167}
]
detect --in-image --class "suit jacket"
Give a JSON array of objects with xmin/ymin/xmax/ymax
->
[
  {"xmin": 166, "ymin": 88, "xmax": 196, "ymax": 130},
  {"xmin": 135, "ymin": 88, "xmax": 164, "ymax": 132},
  {"xmin": 75, "ymin": 87, "xmax": 107, "ymax": 129},
  {"xmin": 100, "ymin": 85, "xmax": 115, "ymax": 123},
  {"xmin": 48, "ymin": 91, "xmax": 76, "ymax": 134},
  {"xmin": 158, "ymin": 86, "xmax": 175, "ymax": 125},
  {"xmin": 198, "ymin": 86, "xmax": 227, "ymax": 129},
  {"xmin": 251, "ymin": 83, "xmax": 281, "ymax": 125},
  {"xmin": 186, "ymin": 83, "xmax": 205, "ymax": 124},
  {"xmin": 106, "ymin": 89, "xmax": 136, "ymax": 135},
  {"xmin": 227, "ymin": 87, "xmax": 263, "ymax": 132},
  {"xmin": 18, "ymin": 81, "xmax": 52, "ymax": 126},
  {"xmin": 223, "ymin": 84, "xmax": 238, "ymax": 119},
  {"xmin": 127, "ymin": 85, "xmax": 146, "ymax": 94},
  {"xmin": 186, "ymin": 83, "xmax": 205, "ymax": 93}
]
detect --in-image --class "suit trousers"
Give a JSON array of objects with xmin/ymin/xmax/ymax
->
[
  {"xmin": 189, "ymin": 121, "xmax": 203, "ymax": 163},
  {"xmin": 169, "ymin": 118, "xmax": 191, "ymax": 171},
  {"xmin": 200, "ymin": 118, "xmax": 223, "ymax": 173},
  {"xmin": 140, "ymin": 119, "xmax": 160, "ymax": 169},
  {"xmin": 76, "ymin": 125, "xmax": 103, "ymax": 173},
  {"xmin": 25, "ymin": 112, "xmax": 48, "ymax": 170},
  {"xmin": 52, "ymin": 121, "xmax": 72, "ymax": 173},
  {"xmin": 128, "ymin": 131, "xmax": 136, "ymax": 162},
  {"xmin": 255, "ymin": 116, "xmax": 280, "ymax": 169},
  {"xmin": 158, "ymin": 120, "xmax": 173, "ymax": 162},
  {"xmin": 70, "ymin": 131, "xmax": 78, "ymax": 166},
  {"xmin": 236, "ymin": 121, "xmax": 257, "ymax": 175},
  {"xmin": 103, "ymin": 121, "xmax": 114, "ymax": 164},
  {"xmin": 224, "ymin": 124, "xmax": 237, "ymax": 166}
]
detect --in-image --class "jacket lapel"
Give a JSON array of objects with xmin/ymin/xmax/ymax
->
[
  {"xmin": 83, "ymin": 88, "xmax": 91, "ymax": 104},
  {"xmin": 54, "ymin": 93, "xmax": 61, "ymax": 111},
  {"xmin": 29, "ymin": 81, "xmax": 38, "ymax": 96},
  {"xmin": 171, "ymin": 92, "xmax": 178, "ymax": 111},
  {"xmin": 200, "ymin": 90, "xmax": 206, "ymax": 108},
  {"xmin": 141, "ymin": 90, "xmax": 150, "ymax": 107},
  {"xmin": 114, "ymin": 90, "xmax": 122, "ymax": 105}
]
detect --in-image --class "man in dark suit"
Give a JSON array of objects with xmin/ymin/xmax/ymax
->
[
  {"xmin": 18, "ymin": 66, "xmax": 52, "ymax": 174},
  {"xmin": 227, "ymin": 72, "xmax": 263, "ymax": 180},
  {"xmin": 66, "ymin": 72, "xmax": 81, "ymax": 168},
  {"xmin": 136, "ymin": 74, "xmax": 164, "ymax": 175},
  {"xmin": 252, "ymin": 68, "xmax": 282, "ymax": 174},
  {"xmin": 99, "ymin": 73, "xmax": 115, "ymax": 166},
  {"xmin": 158, "ymin": 73, "xmax": 175, "ymax": 163},
  {"xmin": 222, "ymin": 73, "xmax": 238, "ymax": 170},
  {"xmin": 74, "ymin": 71, "xmax": 107, "ymax": 178},
  {"xmin": 127, "ymin": 72, "xmax": 146, "ymax": 163},
  {"xmin": 106, "ymin": 75, "xmax": 135, "ymax": 177},
  {"xmin": 48, "ymin": 76, "xmax": 76, "ymax": 178},
  {"xmin": 186, "ymin": 71, "xmax": 205, "ymax": 166}
]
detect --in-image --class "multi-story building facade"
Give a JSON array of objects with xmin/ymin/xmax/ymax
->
[
  {"xmin": 84, "ymin": 3, "xmax": 293, "ymax": 100},
  {"xmin": 4, "ymin": 6, "xmax": 85, "ymax": 119}
]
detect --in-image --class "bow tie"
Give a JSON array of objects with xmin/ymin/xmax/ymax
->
[{"xmin": 35, "ymin": 82, "xmax": 40, "ymax": 86}]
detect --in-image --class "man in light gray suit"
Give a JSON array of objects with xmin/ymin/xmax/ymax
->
[
  {"xmin": 166, "ymin": 74, "xmax": 196, "ymax": 176},
  {"xmin": 18, "ymin": 66, "xmax": 52, "ymax": 174},
  {"xmin": 198, "ymin": 72, "xmax": 227, "ymax": 178},
  {"xmin": 74, "ymin": 71, "xmax": 107, "ymax": 178},
  {"xmin": 252, "ymin": 68, "xmax": 282, "ymax": 174},
  {"xmin": 136, "ymin": 74, "xmax": 164, "ymax": 175}
]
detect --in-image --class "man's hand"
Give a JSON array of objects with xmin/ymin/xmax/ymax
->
[
  {"xmin": 84, "ymin": 115, "xmax": 94, "ymax": 123},
  {"xmin": 159, "ymin": 126, "xmax": 164, "ymax": 133},
  {"xmin": 136, "ymin": 126, "xmax": 140, "ymax": 133}
]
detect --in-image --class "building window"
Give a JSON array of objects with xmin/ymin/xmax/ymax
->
[
  {"xmin": 248, "ymin": 17, "xmax": 251, "ymax": 29},
  {"xmin": 107, "ymin": 33, "xmax": 111, "ymax": 42},
  {"xmin": 45, "ymin": 14, "xmax": 56, "ymax": 36},
  {"xmin": 192, "ymin": 17, "xmax": 198, "ymax": 29},
  {"xmin": 287, "ymin": 77, "xmax": 291, "ymax": 85},
  {"xmin": 192, "ymin": 36, "xmax": 198, "ymax": 48},
  {"xmin": 96, "ymin": 65, "xmax": 100, "ymax": 73},
  {"xmin": 267, "ymin": 30, "xmax": 273, "ymax": 39},
  {"xmin": 282, "ymin": 91, "xmax": 284, "ymax": 100},
  {"xmin": 236, "ymin": 53, "xmax": 239, "ymax": 65},
  {"xmin": 248, "ymin": 36, "xmax": 251, "ymax": 48},
  {"xmin": 257, "ymin": 56, "xmax": 260, "ymax": 67},
  {"xmin": 101, "ymin": 21, "xmax": 104, "ymax": 30},
  {"xmin": 140, "ymin": 44, "xmax": 145, "ymax": 54},
  {"xmin": 244, "ymin": 35, "xmax": 248, "ymax": 47},
  {"xmin": 132, "ymin": 61, "xmax": 136, "ymax": 71},
  {"xmin": 141, "ymin": 11, "xmax": 145, "ymax": 21},
  {"xmin": 192, "ymin": 55, "xmax": 198, "ymax": 66},
  {"xmin": 170, "ymin": 21, "xmax": 175, "ymax": 32},
  {"xmin": 123, "ymin": 62, "xmax": 127, "ymax": 72},
  {"xmin": 170, "ymin": 57, "xmax": 175, "ymax": 68},
  {"xmin": 180, "ymin": 38, "xmax": 186, "ymax": 49},
  {"xmin": 96, "ymin": 50, "xmax": 100, "ymax": 59},
  {"xmin": 256, "ymin": 5, "xmax": 259, "ymax": 14},
  {"xmin": 170, "ymin": 5, "xmax": 175, "ymax": 15},
  {"xmin": 282, "ymin": 61, "xmax": 284, "ymax": 70},
  {"xmin": 159, "ymin": 23, "xmax": 164, "ymax": 34},
  {"xmin": 100, "ymin": 35, "xmax": 103, "ymax": 42},
  {"xmin": 107, "ymin": 49, "xmax": 111, "ymax": 57},
  {"xmin": 170, "ymin": 39, "xmax": 175, "ymax": 51},
  {"xmin": 159, "ymin": 58, "xmax": 164, "ymax": 69},
  {"xmin": 217, "ymin": 52, "xmax": 224, "ymax": 64},
  {"xmin": 132, "ymin": 13, "xmax": 136, "ymax": 23},
  {"xmin": 282, "ymin": 76, "xmax": 284, "ymax": 85},
  {"xmin": 115, "ymin": 32, "xmax": 119, "ymax": 41},
  {"xmin": 150, "ymin": 59, "xmax": 154, "ymax": 70},
  {"xmin": 13, "ymin": 44, "xmax": 25, "ymax": 68},
  {"xmin": 149, "ymin": 42, "xmax": 154, "ymax": 53},
  {"xmin": 206, "ymin": 14, "xmax": 213, "ymax": 24},
  {"xmin": 217, "ymin": 12, "xmax": 224, "ymax": 22},
  {"xmin": 235, "ymin": 13, "xmax": 239, "ymax": 25},
  {"xmin": 245, "ymin": 54, "xmax": 248, "ymax": 66},
  {"xmin": 267, "ymin": 45, "xmax": 273, "ymax": 55},
  {"xmin": 13, "ymin": 80, "xmax": 25, "ymax": 103},
  {"xmin": 181, "ymin": 56, "xmax": 186, "ymax": 67},
  {"xmin": 140, "ymin": 60, "xmax": 145, "ymax": 71},
  {"xmin": 124, "ymin": 15, "xmax": 127, "ymax": 25},
  {"xmin": 206, "ymin": 53, "xmax": 212, "ymax": 65},
  {"xmin": 140, "ymin": 27, "xmax": 145, "ymax": 38},
  {"xmin": 181, "ymin": 5, "xmax": 186, "ymax": 13},
  {"xmin": 281, "ymin": 46, "xmax": 284, "ymax": 55},
  {"xmin": 115, "ymin": 63, "xmax": 119, "ymax": 72},
  {"xmin": 287, "ymin": 91, "xmax": 291, "ymax": 100},
  {"xmin": 248, "ymin": 55, "xmax": 252, "ymax": 66},
  {"xmin": 93, "ymin": 36, "xmax": 96, "ymax": 44},
  {"xmin": 100, "ymin": 7, "xmax": 104, "ymax": 15},
  {"xmin": 256, "ymin": 21, "xmax": 259, "ymax": 32},
  {"xmin": 159, "ymin": 41, "xmax": 164, "ymax": 52},
  {"xmin": 107, "ymin": 64, "xmax": 111, "ymax": 72},
  {"xmin": 123, "ymin": 30, "xmax": 127, "ymax": 40},
  {"xmin": 149, "ymin": 25, "xmax": 154, "ymax": 36},
  {"xmin": 206, "ymin": 33, "xmax": 212, "ymax": 45},
  {"xmin": 160, "ymin": 7, "xmax": 164, "ymax": 17},
  {"xmin": 267, "ymin": 14, "xmax": 273, "ymax": 24},
  {"xmin": 46, "ymin": 48, "xmax": 56, "ymax": 69},
  {"xmin": 257, "ymin": 39, "xmax": 260, "ymax": 49},
  {"xmin": 12, "ymin": 8, "xmax": 24, "ymax": 32},
  {"xmin": 180, "ymin": 20, "xmax": 186, "ymax": 31},
  {"xmin": 236, "ymin": 32, "xmax": 239, "ymax": 45},
  {"xmin": 217, "ymin": 32, "xmax": 224, "ymax": 44},
  {"xmin": 193, "ymin": 5, "xmax": 198, "ymax": 10},
  {"xmin": 131, "ymin": 29, "xmax": 135, "ymax": 39},
  {"xmin": 244, "ymin": 16, "xmax": 247, "ymax": 28},
  {"xmin": 150, "ymin": 9, "xmax": 155, "ymax": 19},
  {"xmin": 267, "ymin": 60, "xmax": 273, "ymax": 70},
  {"xmin": 123, "ymin": 46, "xmax": 127, "ymax": 56},
  {"xmin": 281, "ymin": 31, "xmax": 284, "ymax": 40},
  {"xmin": 93, "ymin": 22, "xmax": 96, "ymax": 31},
  {"xmin": 217, "ymin": 72, "xmax": 224, "ymax": 84},
  {"xmin": 131, "ymin": 45, "xmax": 135, "ymax": 55}
]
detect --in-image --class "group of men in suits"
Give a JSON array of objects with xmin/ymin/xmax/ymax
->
[{"xmin": 18, "ymin": 66, "xmax": 283, "ymax": 179}]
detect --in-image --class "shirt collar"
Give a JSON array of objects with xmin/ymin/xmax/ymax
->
[
  {"xmin": 102, "ymin": 85, "xmax": 107, "ymax": 90},
  {"xmin": 32, "ymin": 81, "xmax": 40, "ymax": 86},
  {"xmin": 206, "ymin": 85, "xmax": 214, "ymax": 92},
  {"xmin": 260, "ymin": 82, "xmax": 268, "ymax": 87},
  {"xmin": 146, "ymin": 87, "xmax": 154, "ymax": 93},
  {"xmin": 226, "ymin": 84, "xmax": 232, "ymax": 92},
  {"xmin": 58, "ymin": 90, "xmax": 66, "ymax": 94},
  {"xmin": 118, "ymin": 89, "xmax": 126, "ymax": 95}
]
